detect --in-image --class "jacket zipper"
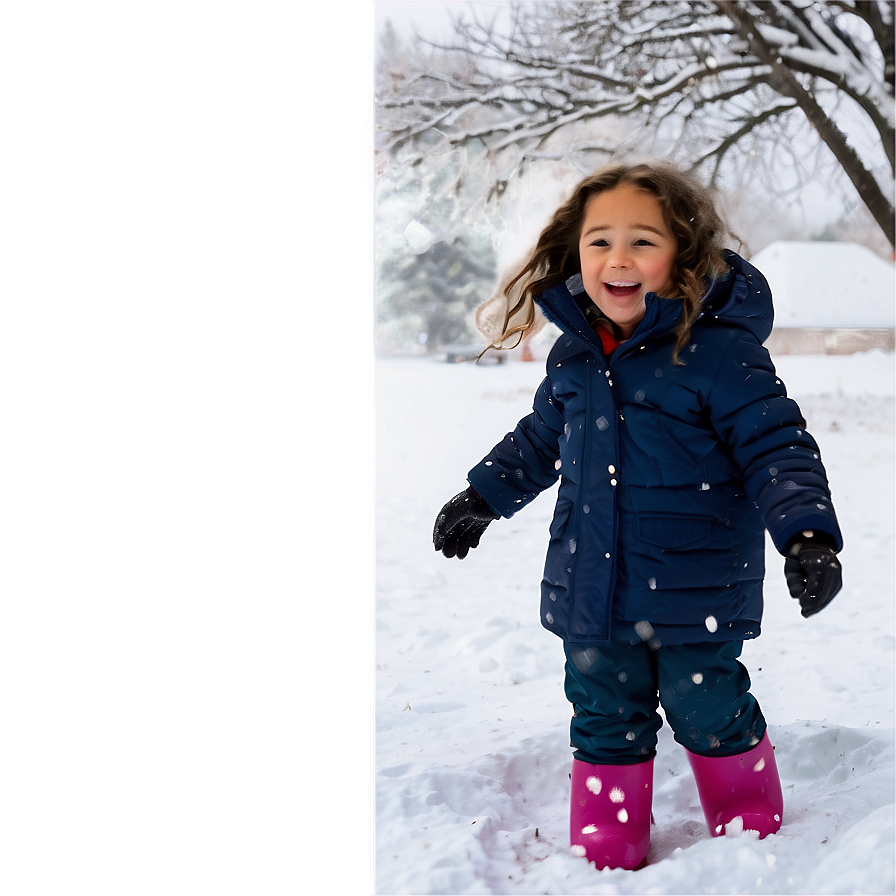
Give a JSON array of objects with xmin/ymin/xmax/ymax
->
[
  {"xmin": 604, "ymin": 349, "xmax": 621, "ymax": 641},
  {"xmin": 570, "ymin": 345, "xmax": 621, "ymax": 642}
]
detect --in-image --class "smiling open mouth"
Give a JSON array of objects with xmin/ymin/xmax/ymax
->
[{"xmin": 605, "ymin": 280, "xmax": 641, "ymax": 298}]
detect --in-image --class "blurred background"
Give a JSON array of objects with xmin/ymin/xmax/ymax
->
[{"xmin": 373, "ymin": 0, "xmax": 895, "ymax": 360}]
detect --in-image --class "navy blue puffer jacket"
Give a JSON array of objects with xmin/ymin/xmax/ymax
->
[{"xmin": 467, "ymin": 251, "xmax": 842, "ymax": 647}]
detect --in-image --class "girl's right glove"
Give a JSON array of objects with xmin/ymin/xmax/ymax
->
[
  {"xmin": 433, "ymin": 486, "xmax": 498, "ymax": 559},
  {"xmin": 784, "ymin": 533, "xmax": 842, "ymax": 618}
]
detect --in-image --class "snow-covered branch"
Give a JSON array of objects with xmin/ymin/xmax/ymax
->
[{"xmin": 376, "ymin": 0, "xmax": 896, "ymax": 249}]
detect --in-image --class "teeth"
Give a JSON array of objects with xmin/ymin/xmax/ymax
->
[{"xmin": 607, "ymin": 281, "xmax": 639, "ymax": 288}]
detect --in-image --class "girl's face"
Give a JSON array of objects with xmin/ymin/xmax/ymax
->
[{"xmin": 577, "ymin": 184, "xmax": 678, "ymax": 339}]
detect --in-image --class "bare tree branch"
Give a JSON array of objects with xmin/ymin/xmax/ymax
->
[
  {"xmin": 376, "ymin": 0, "xmax": 896, "ymax": 249},
  {"xmin": 720, "ymin": 0, "xmax": 894, "ymax": 245}
]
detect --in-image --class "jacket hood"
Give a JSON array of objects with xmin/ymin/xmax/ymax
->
[
  {"xmin": 535, "ymin": 250, "xmax": 774, "ymax": 348},
  {"xmin": 701, "ymin": 250, "xmax": 774, "ymax": 343}
]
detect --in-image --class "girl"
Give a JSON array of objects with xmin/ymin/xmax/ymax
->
[{"xmin": 432, "ymin": 162, "xmax": 843, "ymax": 870}]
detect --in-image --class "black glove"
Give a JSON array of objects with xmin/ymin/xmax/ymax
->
[
  {"xmin": 784, "ymin": 532, "xmax": 842, "ymax": 618},
  {"xmin": 433, "ymin": 486, "xmax": 498, "ymax": 559}
]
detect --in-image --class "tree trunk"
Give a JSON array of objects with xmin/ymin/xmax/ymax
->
[{"xmin": 720, "ymin": 1, "xmax": 895, "ymax": 249}]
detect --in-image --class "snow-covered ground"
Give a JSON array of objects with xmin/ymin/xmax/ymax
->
[{"xmin": 375, "ymin": 349, "xmax": 895, "ymax": 894}]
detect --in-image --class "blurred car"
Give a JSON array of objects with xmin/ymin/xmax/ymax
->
[{"xmin": 443, "ymin": 344, "xmax": 507, "ymax": 364}]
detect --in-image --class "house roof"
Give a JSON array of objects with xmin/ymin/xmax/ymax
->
[{"xmin": 749, "ymin": 241, "xmax": 894, "ymax": 329}]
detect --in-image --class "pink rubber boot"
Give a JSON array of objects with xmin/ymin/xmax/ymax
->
[
  {"xmin": 569, "ymin": 757, "xmax": 653, "ymax": 870},
  {"xmin": 687, "ymin": 732, "xmax": 784, "ymax": 838}
]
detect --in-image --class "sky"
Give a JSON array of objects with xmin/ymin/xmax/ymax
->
[{"xmin": 375, "ymin": 0, "xmax": 506, "ymax": 39}]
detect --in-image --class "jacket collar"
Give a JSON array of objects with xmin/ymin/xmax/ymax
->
[
  {"xmin": 536, "ymin": 278, "xmax": 683, "ymax": 359},
  {"xmin": 534, "ymin": 250, "xmax": 773, "ymax": 354}
]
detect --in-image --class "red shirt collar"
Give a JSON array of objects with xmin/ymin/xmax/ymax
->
[{"xmin": 594, "ymin": 322, "xmax": 621, "ymax": 357}]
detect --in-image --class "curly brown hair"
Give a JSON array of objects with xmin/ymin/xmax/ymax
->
[{"xmin": 477, "ymin": 162, "xmax": 732, "ymax": 362}]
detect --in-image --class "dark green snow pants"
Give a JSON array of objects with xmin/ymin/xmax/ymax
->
[{"xmin": 564, "ymin": 639, "xmax": 767, "ymax": 765}]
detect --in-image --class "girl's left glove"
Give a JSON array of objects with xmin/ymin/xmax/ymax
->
[
  {"xmin": 784, "ymin": 533, "xmax": 842, "ymax": 618},
  {"xmin": 433, "ymin": 486, "xmax": 498, "ymax": 559}
]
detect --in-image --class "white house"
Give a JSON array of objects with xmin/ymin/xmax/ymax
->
[{"xmin": 750, "ymin": 241, "xmax": 894, "ymax": 354}]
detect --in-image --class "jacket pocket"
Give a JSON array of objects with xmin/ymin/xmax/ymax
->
[
  {"xmin": 544, "ymin": 498, "xmax": 576, "ymax": 587},
  {"xmin": 548, "ymin": 497, "xmax": 574, "ymax": 541},
  {"xmin": 635, "ymin": 513, "xmax": 713, "ymax": 550}
]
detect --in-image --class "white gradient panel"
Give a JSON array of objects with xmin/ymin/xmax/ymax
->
[{"xmin": 0, "ymin": 0, "xmax": 373, "ymax": 896}]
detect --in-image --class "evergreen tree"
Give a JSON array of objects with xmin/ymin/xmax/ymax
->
[
  {"xmin": 377, "ymin": 232, "xmax": 497, "ymax": 353},
  {"xmin": 376, "ymin": 23, "xmax": 498, "ymax": 352}
]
